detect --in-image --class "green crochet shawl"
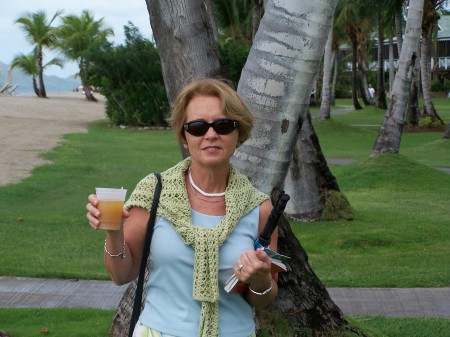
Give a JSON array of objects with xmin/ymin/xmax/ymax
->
[{"xmin": 125, "ymin": 157, "xmax": 269, "ymax": 337}]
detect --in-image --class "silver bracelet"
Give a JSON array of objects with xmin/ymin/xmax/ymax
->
[
  {"xmin": 104, "ymin": 239, "xmax": 125, "ymax": 259},
  {"xmin": 248, "ymin": 280, "xmax": 272, "ymax": 296}
]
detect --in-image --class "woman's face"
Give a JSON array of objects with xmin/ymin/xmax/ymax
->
[{"xmin": 184, "ymin": 95, "xmax": 239, "ymax": 169}]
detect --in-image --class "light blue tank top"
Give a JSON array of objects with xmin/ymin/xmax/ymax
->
[{"xmin": 139, "ymin": 207, "xmax": 259, "ymax": 337}]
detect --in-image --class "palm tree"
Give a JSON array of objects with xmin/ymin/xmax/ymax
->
[
  {"xmin": 319, "ymin": 18, "xmax": 335, "ymax": 120},
  {"xmin": 235, "ymin": 0, "xmax": 360, "ymax": 329},
  {"xmin": 375, "ymin": 2, "xmax": 388, "ymax": 109},
  {"xmin": 252, "ymin": 0, "xmax": 263, "ymax": 38},
  {"xmin": 57, "ymin": 10, "xmax": 114, "ymax": 102},
  {"xmin": 372, "ymin": 0, "xmax": 425, "ymax": 154},
  {"xmin": 10, "ymin": 52, "xmax": 39, "ymax": 96},
  {"xmin": 213, "ymin": 0, "xmax": 254, "ymax": 41},
  {"xmin": 15, "ymin": 10, "xmax": 62, "ymax": 98},
  {"xmin": 10, "ymin": 50, "xmax": 63, "ymax": 97},
  {"xmin": 335, "ymin": 0, "xmax": 366, "ymax": 110},
  {"xmin": 420, "ymin": 0, "xmax": 446, "ymax": 123}
]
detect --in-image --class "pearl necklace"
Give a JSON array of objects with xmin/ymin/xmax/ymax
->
[
  {"xmin": 189, "ymin": 182, "xmax": 225, "ymax": 203},
  {"xmin": 188, "ymin": 168, "xmax": 226, "ymax": 198}
]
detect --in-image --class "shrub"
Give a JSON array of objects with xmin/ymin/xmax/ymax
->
[
  {"xmin": 430, "ymin": 80, "xmax": 450, "ymax": 92},
  {"xmin": 418, "ymin": 116, "xmax": 446, "ymax": 129},
  {"xmin": 87, "ymin": 23, "xmax": 169, "ymax": 126},
  {"xmin": 219, "ymin": 38, "xmax": 251, "ymax": 88}
]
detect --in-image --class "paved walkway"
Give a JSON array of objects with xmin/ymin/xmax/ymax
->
[{"xmin": 1, "ymin": 276, "xmax": 449, "ymax": 318}]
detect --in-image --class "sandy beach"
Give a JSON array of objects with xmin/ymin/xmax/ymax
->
[{"xmin": 0, "ymin": 92, "xmax": 106, "ymax": 186}]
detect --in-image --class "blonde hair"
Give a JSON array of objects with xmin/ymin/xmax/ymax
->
[{"xmin": 170, "ymin": 78, "xmax": 254, "ymax": 144}]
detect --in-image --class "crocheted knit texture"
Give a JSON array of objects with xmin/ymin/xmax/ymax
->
[{"xmin": 125, "ymin": 157, "xmax": 268, "ymax": 337}]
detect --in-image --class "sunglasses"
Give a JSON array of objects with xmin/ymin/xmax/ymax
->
[{"xmin": 183, "ymin": 119, "xmax": 239, "ymax": 137}]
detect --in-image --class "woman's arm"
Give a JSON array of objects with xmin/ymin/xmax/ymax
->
[
  {"xmin": 87, "ymin": 194, "xmax": 149, "ymax": 285},
  {"xmin": 236, "ymin": 199, "xmax": 279, "ymax": 308},
  {"xmin": 104, "ymin": 207, "xmax": 149, "ymax": 285}
]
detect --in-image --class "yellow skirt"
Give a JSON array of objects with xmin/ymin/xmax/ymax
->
[{"xmin": 132, "ymin": 321, "xmax": 256, "ymax": 337}]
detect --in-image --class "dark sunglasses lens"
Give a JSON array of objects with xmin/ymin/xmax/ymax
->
[
  {"xmin": 212, "ymin": 119, "xmax": 236, "ymax": 135},
  {"xmin": 184, "ymin": 119, "xmax": 238, "ymax": 136},
  {"xmin": 186, "ymin": 121, "xmax": 209, "ymax": 136}
]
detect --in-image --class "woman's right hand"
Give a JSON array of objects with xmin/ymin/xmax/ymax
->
[{"xmin": 86, "ymin": 194, "xmax": 129, "ymax": 230}]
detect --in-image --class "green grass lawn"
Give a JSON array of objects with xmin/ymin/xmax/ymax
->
[{"xmin": 0, "ymin": 99, "xmax": 449, "ymax": 336}]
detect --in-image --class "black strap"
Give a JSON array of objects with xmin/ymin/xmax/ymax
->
[{"xmin": 128, "ymin": 173, "xmax": 162, "ymax": 337}]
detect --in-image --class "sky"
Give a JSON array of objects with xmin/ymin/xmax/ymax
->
[{"xmin": 0, "ymin": 0, "xmax": 153, "ymax": 78}]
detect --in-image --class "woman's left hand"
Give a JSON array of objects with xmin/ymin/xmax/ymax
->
[{"xmin": 234, "ymin": 248, "xmax": 272, "ymax": 291}]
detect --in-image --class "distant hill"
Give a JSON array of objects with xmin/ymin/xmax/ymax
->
[{"xmin": 0, "ymin": 61, "xmax": 81, "ymax": 95}]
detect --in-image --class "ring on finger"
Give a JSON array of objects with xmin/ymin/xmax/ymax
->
[{"xmin": 237, "ymin": 264, "xmax": 244, "ymax": 272}]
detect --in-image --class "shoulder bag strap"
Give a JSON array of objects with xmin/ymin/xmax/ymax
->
[{"xmin": 128, "ymin": 173, "xmax": 162, "ymax": 337}]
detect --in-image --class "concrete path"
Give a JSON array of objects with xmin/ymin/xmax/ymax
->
[{"xmin": 1, "ymin": 276, "xmax": 449, "ymax": 318}]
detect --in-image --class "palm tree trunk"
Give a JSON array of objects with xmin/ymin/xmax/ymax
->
[
  {"xmin": 284, "ymin": 113, "xmax": 343, "ymax": 221},
  {"xmin": 406, "ymin": 53, "xmax": 420, "ymax": 126},
  {"xmin": 234, "ymin": 0, "xmax": 361, "ymax": 330},
  {"xmin": 37, "ymin": 47, "xmax": 47, "ymax": 98},
  {"xmin": 376, "ymin": 7, "xmax": 387, "ymax": 109},
  {"xmin": 389, "ymin": 35, "xmax": 395, "ymax": 94},
  {"xmin": 359, "ymin": 58, "xmax": 371, "ymax": 106},
  {"xmin": 32, "ymin": 77, "xmax": 40, "ymax": 96},
  {"xmin": 331, "ymin": 50, "xmax": 338, "ymax": 105},
  {"xmin": 421, "ymin": 28, "xmax": 443, "ymax": 122},
  {"xmin": 395, "ymin": 6, "xmax": 403, "ymax": 55},
  {"xmin": 145, "ymin": 0, "xmax": 223, "ymax": 158},
  {"xmin": 79, "ymin": 68, "xmax": 97, "ymax": 102},
  {"xmin": 350, "ymin": 32, "xmax": 363, "ymax": 110},
  {"xmin": 145, "ymin": 0, "xmax": 222, "ymax": 103},
  {"xmin": 252, "ymin": 0, "xmax": 263, "ymax": 39},
  {"xmin": 319, "ymin": 21, "xmax": 334, "ymax": 120},
  {"xmin": 372, "ymin": 0, "xmax": 424, "ymax": 154},
  {"xmin": 444, "ymin": 122, "xmax": 450, "ymax": 138}
]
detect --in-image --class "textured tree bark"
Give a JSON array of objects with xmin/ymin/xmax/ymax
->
[
  {"xmin": 444, "ymin": 122, "xmax": 450, "ymax": 139},
  {"xmin": 284, "ymin": 114, "xmax": 340, "ymax": 221},
  {"xmin": 37, "ymin": 48, "xmax": 47, "ymax": 98},
  {"xmin": 376, "ymin": 7, "xmax": 387, "ymax": 110},
  {"xmin": 331, "ymin": 53, "xmax": 338, "ymax": 106},
  {"xmin": 257, "ymin": 204, "xmax": 367, "ymax": 336},
  {"xmin": 359, "ymin": 58, "xmax": 371, "ymax": 106},
  {"xmin": 388, "ymin": 35, "xmax": 395, "ymax": 94},
  {"xmin": 350, "ymin": 33, "xmax": 363, "ymax": 110},
  {"xmin": 144, "ymin": 0, "xmax": 223, "ymax": 103},
  {"xmin": 252, "ymin": 0, "xmax": 263, "ymax": 38},
  {"xmin": 233, "ymin": 0, "xmax": 341, "ymax": 195},
  {"xmin": 146, "ymin": 0, "xmax": 223, "ymax": 158},
  {"xmin": 395, "ymin": 7, "xmax": 403, "ymax": 55},
  {"xmin": 319, "ymin": 21, "xmax": 334, "ymax": 120},
  {"xmin": 420, "ymin": 0, "xmax": 444, "ymax": 123},
  {"xmin": 406, "ymin": 49, "xmax": 420, "ymax": 126},
  {"xmin": 372, "ymin": 0, "xmax": 424, "ymax": 154}
]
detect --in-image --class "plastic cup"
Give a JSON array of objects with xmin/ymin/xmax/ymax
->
[{"xmin": 95, "ymin": 188, "xmax": 127, "ymax": 230}]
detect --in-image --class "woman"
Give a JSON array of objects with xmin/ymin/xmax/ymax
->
[{"xmin": 87, "ymin": 79, "xmax": 279, "ymax": 337}]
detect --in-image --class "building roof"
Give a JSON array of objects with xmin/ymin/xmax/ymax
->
[{"xmin": 438, "ymin": 15, "xmax": 450, "ymax": 40}]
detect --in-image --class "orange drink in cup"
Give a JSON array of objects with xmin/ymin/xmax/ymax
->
[{"xmin": 95, "ymin": 188, "xmax": 127, "ymax": 230}]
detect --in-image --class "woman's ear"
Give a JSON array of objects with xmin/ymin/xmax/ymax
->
[{"xmin": 183, "ymin": 142, "xmax": 190, "ymax": 154}]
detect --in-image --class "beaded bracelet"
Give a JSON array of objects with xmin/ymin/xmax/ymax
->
[
  {"xmin": 104, "ymin": 239, "xmax": 126, "ymax": 259},
  {"xmin": 248, "ymin": 280, "xmax": 272, "ymax": 296}
]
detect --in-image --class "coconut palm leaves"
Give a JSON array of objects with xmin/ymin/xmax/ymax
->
[
  {"xmin": 10, "ymin": 50, "xmax": 63, "ymax": 96},
  {"xmin": 57, "ymin": 10, "xmax": 114, "ymax": 101},
  {"xmin": 15, "ymin": 10, "xmax": 63, "ymax": 98}
]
